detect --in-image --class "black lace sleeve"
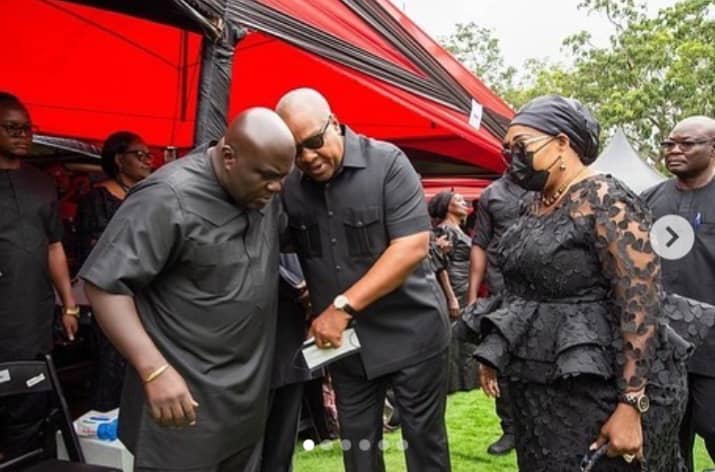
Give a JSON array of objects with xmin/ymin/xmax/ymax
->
[
  {"xmin": 76, "ymin": 187, "xmax": 122, "ymax": 265},
  {"xmin": 574, "ymin": 176, "xmax": 660, "ymax": 393}
]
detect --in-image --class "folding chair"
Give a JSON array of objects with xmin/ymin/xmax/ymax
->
[{"xmin": 0, "ymin": 354, "xmax": 119, "ymax": 471}]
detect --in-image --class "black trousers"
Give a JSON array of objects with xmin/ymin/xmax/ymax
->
[
  {"xmin": 330, "ymin": 350, "xmax": 450, "ymax": 472},
  {"xmin": 495, "ymin": 376, "xmax": 514, "ymax": 435},
  {"xmin": 680, "ymin": 373, "xmax": 715, "ymax": 471},
  {"xmin": 0, "ymin": 391, "xmax": 52, "ymax": 461},
  {"xmin": 251, "ymin": 382, "xmax": 304, "ymax": 472}
]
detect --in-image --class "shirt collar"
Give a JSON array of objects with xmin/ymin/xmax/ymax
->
[{"xmin": 341, "ymin": 126, "xmax": 367, "ymax": 169}]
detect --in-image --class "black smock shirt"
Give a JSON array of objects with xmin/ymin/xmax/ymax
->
[
  {"xmin": 79, "ymin": 147, "xmax": 282, "ymax": 468},
  {"xmin": 282, "ymin": 127, "xmax": 449, "ymax": 380},
  {"xmin": 471, "ymin": 175, "xmax": 528, "ymax": 294},
  {"xmin": 0, "ymin": 165, "xmax": 62, "ymax": 361},
  {"xmin": 642, "ymin": 178, "xmax": 715, "ymax": 377}
]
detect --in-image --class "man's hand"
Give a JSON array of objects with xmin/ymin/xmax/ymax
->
[
  {"xmin": 144, "ymin": 366, "xmax": 199, "ymax": 428},
  {"xmin": 61, "ymin": 314, "xmax": 79, "ymax": 342},
  {"xmin": 590, "ymin": 402, "xmax": 643, "ymax": 461},
  {"xmin": 309, "ymin": 306, "xmax": 351, "ymax": 349}
]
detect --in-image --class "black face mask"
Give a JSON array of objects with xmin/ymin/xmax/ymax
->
[{"xmin": 505, "ymin": 138, "xmax": 560, "ymax": 191}]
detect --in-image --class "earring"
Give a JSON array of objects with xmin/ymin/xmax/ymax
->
[{"xmin": 559, "ymin": 157, "xmax": 567, "ymax": 171}]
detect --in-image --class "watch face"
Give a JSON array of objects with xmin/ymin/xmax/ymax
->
[
  {"xmin": 334, "ymin": 295, "xmax": 348, "ymax": 309},
  {"xmin": 638, "ymin": 396, "xmax": 650, "ymax": 413}
]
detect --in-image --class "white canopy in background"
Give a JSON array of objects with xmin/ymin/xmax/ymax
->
[{"xmin": 590, "ymin": 128, "xmax": 667, "ymax": 194}]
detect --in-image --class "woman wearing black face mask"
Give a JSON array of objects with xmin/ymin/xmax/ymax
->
[{"xmin": 463, "ymin": 95, "xmax": 714, "ymax": 471}]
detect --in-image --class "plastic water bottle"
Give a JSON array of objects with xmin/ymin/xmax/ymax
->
[{"xmin": 76, "ymin": 417, "xmax": 118, "ymax": 441}]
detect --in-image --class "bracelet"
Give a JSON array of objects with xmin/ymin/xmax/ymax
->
[
  {"xmin": 144, "ymin": 364, "xmax": 170, "ymax": 384},
  {"xmin": 63, "ymin": 306, "xmax": 80, "ymax": 317}
]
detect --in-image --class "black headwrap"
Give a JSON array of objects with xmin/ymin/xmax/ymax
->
[
  {"xmin": 428, "ymin": 191, "xmax": 454, "ymax": 222},
  {"xmin": 511, "ymin": 95, "xmax": 601, "ymax": 165}
]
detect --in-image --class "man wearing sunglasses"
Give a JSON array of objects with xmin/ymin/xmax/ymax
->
[
  {"xmin": 0, "ymin": 92, "xmax": 78, "ymax": 460},
  {"xmin": 276, "ymin": 88, "xmax": 450, "ymax": 471},
  {"xmin": 641, "ymin": 115, "xmax": 715, "ymax": 472}
]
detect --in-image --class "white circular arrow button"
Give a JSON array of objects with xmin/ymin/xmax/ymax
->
[{"xmin": 650, "ymin": 215, "xmax": 695, "ymax": 260}]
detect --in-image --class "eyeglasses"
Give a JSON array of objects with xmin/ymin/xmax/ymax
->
[
  {"xmin": 660, "ymin": 138, "xmax": 714, "ymax": 151},
  {"xmin": 123, "ymin": 149, "xmax": 153, "ymax": 162},
  {"xmin": 501, "ymin": 135, "xmax": 554, "ymax": 164},
  {"xmin": 1, "ymin": 123, "xmax": 38, "ymax": 137},
  {"xmin": 295, "ymin": 116, "xmax": 332, "ymax": 158}
]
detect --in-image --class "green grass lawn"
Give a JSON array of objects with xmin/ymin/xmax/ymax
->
[{"xmin": 294, "ymin": 390, "xmax": 714, "ymax": 471}]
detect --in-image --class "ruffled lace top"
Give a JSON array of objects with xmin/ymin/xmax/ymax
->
[{"xmin": 467, "ymin": 174, "xmax": 715, "ymax": 394}]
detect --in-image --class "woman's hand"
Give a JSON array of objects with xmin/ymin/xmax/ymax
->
[
  {"xmin": 448, "ymin": 297, "xmax": 461, "ymax": 319},
  {"xmin": 435, "ymin": 234, "xmax": 452, "ymax": 255},
  {"xmin": 590, "ymin": 402, "xmax": 643, "ymax": 462},
  {"xmin": 479, "ymin": 364, "xmax": 500, "ymax": 398}
]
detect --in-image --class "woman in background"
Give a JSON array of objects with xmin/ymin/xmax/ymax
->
[
  {"xmin": 429, "ymin": 191, "xmax": 479, "ymax": 393},
  {"xmin": 76, "ymin": 130, "xmax": 151, "ymax": 411}
]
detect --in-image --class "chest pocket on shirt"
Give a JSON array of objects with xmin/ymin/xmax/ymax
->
[
  {"xmin": 188, "ymin": 241, "xmax": 250, "ymax": 295},
  {"xmin": 289, "ymin": 214, "xmax": 322, "ymax": 259},
  {"xmin": 343, "ymin": 206, "xmax": 382, "ymax": 258}
]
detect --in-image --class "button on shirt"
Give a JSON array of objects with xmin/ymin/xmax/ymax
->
[
  {"xmin": 282, "ymin": 127, "xmax": 449, "ymax": 379},
  {"xmin": 642, "ymin": 178, "xmax": 715, "ymax": 376},
  {"xmin": 471, "ymin": 175, "xmax": 529, "ymax": 294},
  {"xmin": 0, "ymin": 165, "xmax": 62, "ymax": 361},
  {"xmin": 79, "ymin": 147, "xmax": 282, "ymax": 468}
]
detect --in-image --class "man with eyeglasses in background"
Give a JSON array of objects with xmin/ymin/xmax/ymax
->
[
  {"xmin": 276, "ymin": 88, "xmax": 451, "ymax": 472},
  {"xmin": 641, "ymin": 115, "xmax": 715, "ymax": 472},
  {"xmin": 0, "ymin": 92, "xmax": 78, "ymax": 461}
]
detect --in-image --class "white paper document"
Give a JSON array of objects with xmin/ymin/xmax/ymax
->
[{"xmin": 301, "ymin": 328, "xmax": 361, "ymax": 371}]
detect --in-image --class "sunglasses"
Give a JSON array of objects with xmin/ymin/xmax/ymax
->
[
  {"xmin": 123, "ymin": 149, "xmax": 153, "ymax": 162},
  {"xmin": 295, "ymin": 116, "xmax": 332, "ymax": 157},
  {"xmin": 660, "ymin": 138, "xmax": 714, "ymax": 152},
  {"xmin": 501, "ymin": 135, "xmax": 554, "ymax": 164},
  {"xmin": 1, "ymin": 122, "xmax": 38, "ymax": 137}
]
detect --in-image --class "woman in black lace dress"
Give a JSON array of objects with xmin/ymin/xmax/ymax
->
[
  {"xmin": 76, "ymin": 131, "xmax": 151, "ymax": 411},
  {"xmin": 429, "ymin": 191, "xmax": 479, "ymax": 393},
  {"xmin": 462, "ymin": 95, "xmax": 714, "ymax": 471}
]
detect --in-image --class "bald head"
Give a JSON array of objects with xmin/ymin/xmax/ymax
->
[
  {"xmin": 672, "ymin": 115, "xmax": 715, "ymax": 138},
  {"xmin": 225, "ymin": 107, "xmax": 295, "ymax": 157},
  {"xmin": 276, "ymin": 88, "xmax": 332, "ymax": 123},
  {"xmin": 214, "ymin": 107, "xmax": 295, "ymax": 208}
]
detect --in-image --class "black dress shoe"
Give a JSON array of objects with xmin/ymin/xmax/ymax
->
[{"xmin": 487, "ymin": 434, "xmax": 515, "ymax": 455}]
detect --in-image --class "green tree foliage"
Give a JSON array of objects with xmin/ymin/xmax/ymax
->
[
  {"xmin": 440, "ymin": 0, "xmax": 715, "ymax": 164},
  {"xmin": 439, "ymin": 21, "xmax": 517, "ymax": 97}
]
